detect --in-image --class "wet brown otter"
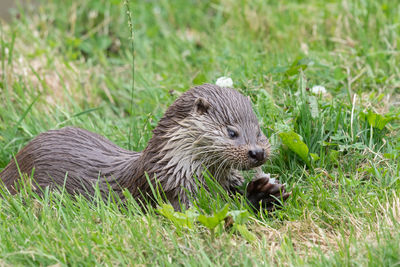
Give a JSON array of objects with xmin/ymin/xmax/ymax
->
[{"xmin": 0, "ymin": 84, "xmax": 290, "ymax": 210}]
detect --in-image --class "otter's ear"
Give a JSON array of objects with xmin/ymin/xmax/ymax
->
[{"xmin": 194, "ymin": 97, "xmax": 210, "ymax": 115}]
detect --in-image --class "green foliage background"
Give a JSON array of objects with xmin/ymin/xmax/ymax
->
[{"xmin": 0, "ymin": 0, "xmax": 399, "ymax": 265}]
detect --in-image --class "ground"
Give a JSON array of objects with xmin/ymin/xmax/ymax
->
[{"xmin": 0, "ymin": 0, "xmax": 399, "ymax": 265}]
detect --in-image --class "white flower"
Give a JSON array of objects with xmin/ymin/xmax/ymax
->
[
  {"xmin": 311, "ymin": 85, "xmax": 327, "ymax": 95},
  {"xmin": 88, "ymin": 10, "xmax": 98, "ymax": 19},
  {"xmin": 215, "ymin": 76, "xmax": 233, "ymax": 88}
]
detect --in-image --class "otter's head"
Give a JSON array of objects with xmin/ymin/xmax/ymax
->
[{"xmin": 153, "ymin": 84, "xmax": 270, "ymax": 172}]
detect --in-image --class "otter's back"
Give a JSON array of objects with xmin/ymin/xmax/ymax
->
[{"xmin": 0, "ymin": 127, "xmax": 140, "ymax": 196}]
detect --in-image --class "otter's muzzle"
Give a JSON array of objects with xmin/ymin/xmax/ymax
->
[{"xmin": 248, "ymin": 148, "xmax": 267, "ymax": 166}]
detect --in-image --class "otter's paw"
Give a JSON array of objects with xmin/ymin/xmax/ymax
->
[{"xmin": 246, "ymin": 176, "xmax": 290, "ymax": 212}]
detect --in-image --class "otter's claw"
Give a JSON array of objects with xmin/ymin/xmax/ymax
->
[{"xmin": 246, "ymin": 175, "xmax": 290, "ymax": 212}]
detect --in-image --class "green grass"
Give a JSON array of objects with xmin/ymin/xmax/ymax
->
[{"xmin": 1, "ymin": 0, "xmax": 400, "ymax": 265}]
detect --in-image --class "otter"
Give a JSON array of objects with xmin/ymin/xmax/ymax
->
[{"xmin": 0, "ymin": 84, "xmax": 290, "ymax": 210}]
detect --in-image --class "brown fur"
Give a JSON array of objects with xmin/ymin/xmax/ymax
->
[{"xmin": 0, "ymin": 84, "xmax": 281, "ymax": 210}]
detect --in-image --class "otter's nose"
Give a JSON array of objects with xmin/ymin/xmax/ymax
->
[{"xmin": 248, "ymin": 148, "xmax": 266, "ymax": 163}]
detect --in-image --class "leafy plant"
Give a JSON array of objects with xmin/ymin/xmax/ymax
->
[
  {"xmin": 279, "ymin": 131, "xmax": 310, "ymax": 166},
  {"xmin": 157, "ymin": 203, "xmax": 256, "ymax": 242},
  {"xmin": 156, "ymin": 203, "xmax": 198, "ymax": 231},
  {"xmin": 361, "ymin": 110, "xmax": 399, "ymax": 130}
]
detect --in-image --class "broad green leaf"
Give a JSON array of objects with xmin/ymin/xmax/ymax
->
[
  {"xmin": 198, "ymin": 204, "xmax": 229, "ymax": 230},
  {"xmin": 156, "ymin": 203, "xmax": 175, "ymax": 220},
  {"xmin": 310, "ymin": 153, "xmax": 320, "ymax": 161},
  {"xmin": 156, "ymin": 203, "xmax": 197, "ymax": 229},
  {"xmin": 234, "ymin": 223, "xmax": 256, "ymax": 242},
  {"xmin": 227, "ymin": 210, "xmax": 250, "ymax": 224},
  {"xmin": 364, "ymin": 110, "xmax": 397, "ymax": 130},
  {"xmin": 214, "ymin": 203, "xmax": 230, "ymax": 220},
  {"xmin": 279, "ymin": 131, "xmax": 309, "ymax": 164},
  {"xmin": 198, "ymin": 215, "xmax": 220, "ymax": 229}
]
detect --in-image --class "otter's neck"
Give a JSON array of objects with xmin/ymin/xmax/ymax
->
[{"xmin": 132, "ymin": 119, "xmax": 231, "ymax": 196}]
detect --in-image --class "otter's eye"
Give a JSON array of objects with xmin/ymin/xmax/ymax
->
[{"xmin": 227, "ymin": 127, "xmax": 238, "ymax": 139}]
